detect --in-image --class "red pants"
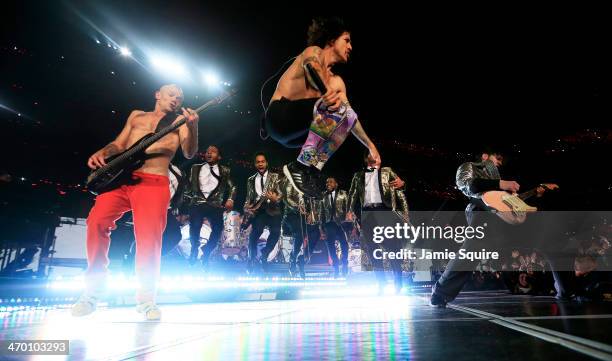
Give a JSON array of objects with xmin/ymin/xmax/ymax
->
[{"xmin": 86, "ymin": 172, "xmax": 170, "ymax": 303}]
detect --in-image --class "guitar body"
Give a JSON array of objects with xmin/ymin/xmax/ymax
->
[
  {"xmin": 482, "ymin": 191, "xmax": 537, "ymax": 225},
  {"xmin": 482, "ymin": 191, "xmax": 518, "ymax": 213},
  {"xmin": 86, "ymin": 133, "xmax": 153, "ymax": 194}
]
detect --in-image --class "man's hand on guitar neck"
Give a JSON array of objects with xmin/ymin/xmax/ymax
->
[
  {"xmin": 499, "ymin": 180, "xmax": 520, "ymax": 194},
  {"xmin": 535, "ymin": 183, "xmax": 558, "ymax": 197},
  {"xmin": 181, "ymin": 107, "xmax": 199, "ymax": 126},
  {"xmin": 170, "ymin": 107, "xmax": 199, "ymax": 126}
]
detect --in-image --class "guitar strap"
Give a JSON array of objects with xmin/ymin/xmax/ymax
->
[{"xmin": 155, "ymin": 111, "xmax": 179, "ymax": 133}]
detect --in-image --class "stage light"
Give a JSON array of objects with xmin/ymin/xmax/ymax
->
[
  {"xmin": 95, "ymin": 39, "xmax": 100, "ymax": 44},
  {"xmin": 119, "ymin": 47, "xmax": 131, "ymax": 57},
  {"xmin": 0, "ymin": 102, "xmax": 24, "ymax": 117},
  {"xmin": 204, "ymin": 72, "xmax": 220, "ymax": 87},
  {"xmin": 151, "ymin": 55, "xmax": 188, "ymax": 79}
]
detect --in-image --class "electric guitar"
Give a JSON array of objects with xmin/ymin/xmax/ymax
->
[
  {"xmin": 241, "ymin": 192, "xmax": 282, "ymax": 230},
  {"xmin": 482, "ymin": 183, "xmax": 559, "ymax": 224}
]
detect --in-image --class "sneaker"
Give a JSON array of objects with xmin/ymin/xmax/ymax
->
[
  {"xmin": 136, "ymin": 301, "xmax": 162, "ymax": 321},
  {"xmin": 283, "ymin": 162, "xmax": 324, "ymax": 199},
  {"xmin": 430, "ymin": 292, "xmax": 448, "ymax": 308},
  {"xmin": 71, "ymin": 295, "xmax": 98, "ymax": 317}
]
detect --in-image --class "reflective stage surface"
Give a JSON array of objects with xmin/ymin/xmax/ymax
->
[{"xmin": 1, "ymin": 291, "xmax": 612, "ymax": 360}]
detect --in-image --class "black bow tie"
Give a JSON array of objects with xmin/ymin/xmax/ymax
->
[{"xmin": 365, "ymin": 167, "xmax": 376, "ymax": 173}]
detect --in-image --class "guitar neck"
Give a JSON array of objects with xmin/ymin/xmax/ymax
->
[{"xmin": 518, "ymin": 187, "xmax": 542, "ymax": 201}]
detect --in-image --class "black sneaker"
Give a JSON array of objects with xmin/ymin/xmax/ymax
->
[
  {"xmin": 430, "ymin": 292, "xmax": 448, "ymax": 308},
  {"xmin": 283, "ymin": 161, "xmax": 324, "ymax": 199}
]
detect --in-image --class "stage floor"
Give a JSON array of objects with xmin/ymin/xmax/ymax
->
[{"xmin": 1, "ymin": 291, "xmax": 611, "ymax": 360}]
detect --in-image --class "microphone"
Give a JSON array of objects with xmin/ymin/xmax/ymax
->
[{"xmin": 304, "ymin": 63, "xmax": 327, "ymax": 94}]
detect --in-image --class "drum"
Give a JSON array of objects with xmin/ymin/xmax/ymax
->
[{"xmin": 220, "ymin": 211, "xmax": 248, "ymax": 260}]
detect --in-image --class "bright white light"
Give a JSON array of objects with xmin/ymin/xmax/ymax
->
[
  {"xmin": 151, "ymin": 55, "xmax": 188, "ymax": 78},
  {"xmin": 119, "ymin": 47, "xmax": 131, "ymax": 56},
  {"xmin": 95, "ymin": 39, "xmax": 100, "ymax": 44},
  {"xmin": 204, "ymin": 72, "xmax": 219, "ymax": 87},
  {"xmin": 45, "ymin": 274, "xmax": 346, "ymax": 294}
]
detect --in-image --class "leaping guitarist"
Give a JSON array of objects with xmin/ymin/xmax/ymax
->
[{"xmin": 72, "ymin": 84, "xmax": 199, "ymax": 321}]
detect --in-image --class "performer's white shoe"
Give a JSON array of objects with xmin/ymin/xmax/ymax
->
[
  {"xmin": 136, "ymin": 301, "xmax": 162, "ymax": 321},
  {"xmin": 71, "ymin": 295, "xmax": 98, "ymax": 317}
]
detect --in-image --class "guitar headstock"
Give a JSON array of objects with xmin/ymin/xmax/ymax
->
[
  {"xmin": 191, "ymin": 88, "xmax": 238, "ymax": 114},
  {"xmin": 214, "ymin": 88, "xmax": 239, "ymax": 105},
  {"xmin": 539, "ymin": 183, "xmax": 559, "ymax": 191},
  {"xmin": 541, "ymin": 183, "xmax": 559, "ymax": 191}
]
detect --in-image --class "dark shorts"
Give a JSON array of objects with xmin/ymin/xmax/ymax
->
[{"xmin": 265, "ymin": 97, "xmax": 318, "ymax": 148}]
